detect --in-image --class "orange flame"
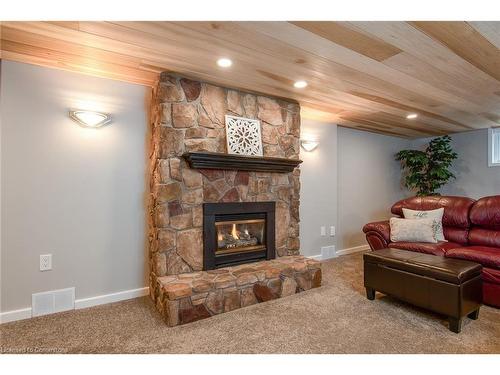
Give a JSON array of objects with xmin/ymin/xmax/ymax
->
[{"xmin": 231, "ymin": 224, "xmax": 239, "ymax": 240}]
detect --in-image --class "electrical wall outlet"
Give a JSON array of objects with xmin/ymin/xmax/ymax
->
[
  {"xmin": 320, "ymin": 226, "xmax": 326, "ymax": 236},
  {"xmin": 330, "ymin": 226, "xmax": 336, "ymax": 236},
  {"xmin": 40, "ymin": 254, "xmax": 52, "ymax": 271}
]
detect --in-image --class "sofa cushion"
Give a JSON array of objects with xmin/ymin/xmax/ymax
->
[
  {"xmin": 468, "ymin": 228, "xmax": 500, "ymax": 248},
  {"xmin": 446, "ymin": 246, "xmax": 500, "ymax": 269},
  {"xmin": 402, "ymin": 207, "xmax": 446, "ymax": 241},
  {"xmin": 470, "ymin": 195, "xmax": 500, "ymax": 229},
  {"xmin": 389, "ymin": 217, "xmax": 438, "ymax": 243},
  {"xmin": 443, "ymin": 227, "xmax": 469, "ymax": 246},
  {"xmin": 388, "ymin": 241, "xmax": 461, "ymax": 256},
  {"xmin": 468, "ymin": 196, "xmax": 500, "ymax": 248},
  {"xmin": 391, "ymin": 196, "xmax": 475, "ymax": 229},
  {"xmin": 482, "ymin": 267, "xmax": 500, "ymax": 284}
]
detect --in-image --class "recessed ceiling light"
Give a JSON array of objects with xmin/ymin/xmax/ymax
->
[
  {"xmin": 406, "ymin": 113, "xmax": 418, "ymax": 119},
  {"xmin": 217, "ymin": 58, "xmax": 232, "ymax": 68},
  {"xmin": 294, "ymin": 80, "xmax": 308, "ymax": 89},
  {"xmin": 69, "ymin": 110, "xmax": 111, "ymax": 128}
]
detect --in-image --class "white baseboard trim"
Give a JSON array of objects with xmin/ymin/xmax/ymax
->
[
  {"xmin": 307, "ymin": 244, "xmax": 370, "ymax": 261},
  {"xmin": 336, "ymin": 244, "xmax": 370, "ymax": 256},
  {"xmin": 1, "ymin": 286, "xmax": 149, "ymax": 324},
  {"xmin": 75, "ymin": 287, "xmax": 149, "ymax": 310},
  {"xmin": 306, "ymin": 254, "xmax": 323, "ymax": 261},
  {"xmin": 0, "ymin": 307, "xmax": 32, "ymax": 324}
]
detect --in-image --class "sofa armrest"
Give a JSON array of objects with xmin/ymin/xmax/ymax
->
[{"xmin": 363, "ymin": 220, "xmax": 391, "ymax": 250}]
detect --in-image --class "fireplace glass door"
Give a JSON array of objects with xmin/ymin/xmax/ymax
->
[{"xmin": 215, "ymin": 218, "xmax": 266, "ymax": 255}]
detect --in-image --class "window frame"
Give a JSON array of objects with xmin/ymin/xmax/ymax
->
[{"xmin": 488, "ymin": 127, "xmax": 500, "ymax": 167}]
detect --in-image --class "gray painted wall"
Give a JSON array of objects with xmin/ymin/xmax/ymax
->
[
  {"xmin": 299, "ymin": 119, "xmax": 338, "ymax": 257},
  {"xmin": 337, "ymin": 127, "xmax": 410, "ymax": 250},
  {"xmin": 299, "ymin": 123, "xmax": 411, "ymax": 255},
  {"xmin": 1, "ymin": 61, "xmax": 150, "ymax": 312},
  {"xmin": 411, "ymin": 129, "xmax": 500, "ymax": 199}
]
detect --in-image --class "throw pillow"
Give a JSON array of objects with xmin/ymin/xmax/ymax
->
[
  {"xmin": 402, "ymin": 207, "xmax": 446, "ymax": 241},
  {"xmin": 390, "ymin": 217, "xmax": 438, "ymax": 243}
]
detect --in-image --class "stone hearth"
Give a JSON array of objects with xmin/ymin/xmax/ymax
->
[{"xmin": 156, "ymin": 256, "xmax": 321, "ymax": 326}]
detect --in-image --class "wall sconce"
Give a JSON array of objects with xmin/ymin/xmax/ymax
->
[
  {"xmin": 300, "ymin": 140, "xmax": 319, "ymax": 152},
  {"xmin": 69, "ymin": 110, "xmax": 111, "ymax": 128}
]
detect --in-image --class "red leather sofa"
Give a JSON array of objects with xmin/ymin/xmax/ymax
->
[{"xmin": 363, "ymin": 195, "xmax": 500, "ymax": 308}]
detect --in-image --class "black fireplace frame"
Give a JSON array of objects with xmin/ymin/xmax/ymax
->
[{"xmin": 203, "ymin": 202, "xmax": 276, "ymax": 270}]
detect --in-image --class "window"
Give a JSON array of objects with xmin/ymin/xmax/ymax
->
[{"xmin": 489, "ymin": 128, "xmax": 500, "ymax": 167}]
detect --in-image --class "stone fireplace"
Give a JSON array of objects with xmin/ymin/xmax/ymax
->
[{"xmin": 148, "ymin": 73, "xmax": 320, "ymax": 325}]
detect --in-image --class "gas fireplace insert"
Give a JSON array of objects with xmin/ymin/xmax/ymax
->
[{"xmin": 203, "ymin": 202, "xmax": 275, "ymax": 270}]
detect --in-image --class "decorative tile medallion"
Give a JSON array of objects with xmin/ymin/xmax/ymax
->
[{"xmin": 225, "ymin": 115, "xmax": 263, "ymax": 156}]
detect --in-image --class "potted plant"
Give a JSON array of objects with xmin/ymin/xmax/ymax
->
[{"xmin": 395, "ymin": 135, "xmax": 458, "ymax": 196}]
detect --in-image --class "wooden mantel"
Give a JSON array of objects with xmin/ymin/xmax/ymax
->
[{"xmin": 182, "ymin": 152, "xmax": 302, "ymax": 173}]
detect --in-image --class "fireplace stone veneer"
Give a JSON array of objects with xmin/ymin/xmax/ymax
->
[{"xmin": 148, "ymin": 73, "xmax": 302, "ymax": 314}]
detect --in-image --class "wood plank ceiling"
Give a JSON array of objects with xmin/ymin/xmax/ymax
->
[{"xmin": 1, "ymin": 21, "xmax": 499, "ymax": 138}]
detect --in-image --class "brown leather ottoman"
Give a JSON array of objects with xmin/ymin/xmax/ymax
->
[{"xmin": 364, "ymin": 248, "xmax": 482, "ymax": 333}]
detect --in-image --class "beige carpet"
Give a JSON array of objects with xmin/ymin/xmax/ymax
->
[{"xmin": 1, "ymin": 252, "xmax": 499, "ymax": 354}]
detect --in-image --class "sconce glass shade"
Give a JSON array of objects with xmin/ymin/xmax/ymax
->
[
  {"xmin": 69, "ymin": 110, "xmax": 111, "ymax": 128},
  {"xmin": 300, "ymin": 140, "xmax": 319, "ymax": 152}
]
